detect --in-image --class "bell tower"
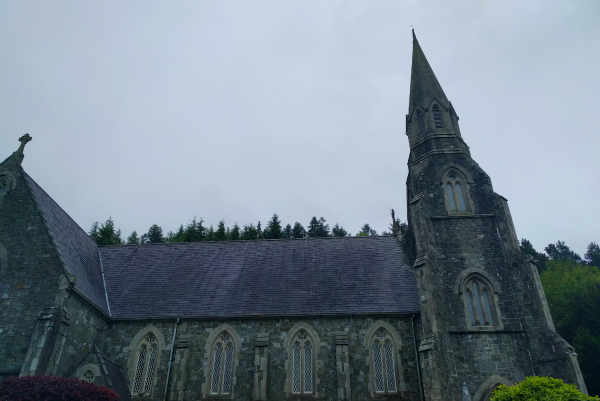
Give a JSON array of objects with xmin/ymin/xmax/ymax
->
[{"xmin": 404, "ymin": 32, "xmax": 587, "ymax": 400}]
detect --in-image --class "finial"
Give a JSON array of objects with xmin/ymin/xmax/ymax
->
[
  {"xmin": 13, "ymin": 133, "xmax": 32, "ymax": 164},
  {"xmin": 391, "ymin": 208, "xmax": 399, "ymax": 237}
]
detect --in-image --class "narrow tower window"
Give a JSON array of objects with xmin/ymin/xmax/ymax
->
[
  {"xmin": 432, "ymin": 105, "xmax": 444, "ymax": 128},
  {"xmin": 417, "ymin": 110, "xmax": 426, "ymax": 134},
  {"xmin": 464, "ymin": 277, "xmax": 496, "ymax": 326}
]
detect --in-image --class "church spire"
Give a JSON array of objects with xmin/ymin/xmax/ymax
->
[{"xmin": 408, "ymin": 31, "xmax": 448, "ymax": 116}]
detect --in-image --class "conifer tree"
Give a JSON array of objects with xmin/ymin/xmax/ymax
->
[
  {"xmin": 89, "ymin": 217, "xmax": 123, "ymax": 245},
  {"xmin": 307, "ymin": 217, "xmax": 330, "ymax": 237},
  {"xmin": 283, "ymin": 224, "xmax": 293, "ymax": 239},
  {"xmin": 256, "ymin": 221, "xmax": 263, "ymax": 239},
  {"xmin": 332, "ymin": 223, "xmax": 348, "ymax": 237},
  {"xmin": 291, "ymin": 222, "xmax": 306, "ymax": 238},
  {"xmin": 545, "ymin": 240, "xmax": 582, "ymax": 263},
  {"xmin": 127, "ymin": 231, "xmax": 140, "ymax": 244},
  {"xmin": 230, "ymin": 223, "xmax": 241, "ymax": 240},
  {"xmin": 241, "ymin": 223, "xmax": 258, "ymax": 240},
  {"xmin": 205, "ymin": 226, "xmax": 216, "ymax": 241},
  {"xmin": 264, "ymin": 214, "xmax": 283, "ymax": 239},
  {"xmin": 585, "ymin": 242, "xmax": 600, "ymax": 268},
  {"xmin": 357, "ymin": 223, "xmax": 377, "ymax": 237},
  {"xmin": 142, "ymin": 224, "xmax": 164, "ymax": 243},
  {"xmin": 215, "ymin": 220, "xmax": 227, "ymax": 241}
]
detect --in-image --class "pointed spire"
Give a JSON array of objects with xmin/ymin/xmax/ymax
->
[
  {"xmin": 13, "ymin": 134, "xmax": 32, "ymax": 164},
  {"xmin": 409, "ymin": 31, "xmax": 448, "ymax": 116}
]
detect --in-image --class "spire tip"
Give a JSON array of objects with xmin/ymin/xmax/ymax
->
[{"xmin": 412, "ymin": 28, "xmax": 416, "ymax": 41}]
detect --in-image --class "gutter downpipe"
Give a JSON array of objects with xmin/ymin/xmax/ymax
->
[
  {"xmin": 412, "ymin": 313, "xmax": 425, "ymax": 401},
  {"xmin": 163, "ymin": 318, "xmax": 180, "ymax": 401}
]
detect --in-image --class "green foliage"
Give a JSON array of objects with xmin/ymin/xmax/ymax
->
[
  {"xmin": 331, "ymin": 223, "xmax": 348, "ymax": 237},
  {"xmin": 142, "ymin": 224, "xmax": 164, "ymax": 243},
  {"xmin": 215, "ymin": 220, "xmax": 227, "ymax": 241},
  {"xmin": 357, "ymin": 223, "xmax": 377, "ymax": 237},
  {"xmin": 241, "ymin": 223, "xmax": 259, "ymax": 240},
  {"xmin": 541, "ymin": 260, "xmax": 600, "ymax": 395},
  {"xmin": 127, "ymin": 230, "xmax": 140, "ymax": 244},
  {"xmin": 520, "ymin": 238, "xmax": 549, "ymax": 272},
  {"xmin": 230, "ymin": 223, "xmax": 241, "ymax": 240},
  {"xmin": 491, "ymin": 376, "xmax": 597, "ymax": 401},
  {"xmin": 291, "ymin": 222, "xmax": 306, "ymax": 238},
  {"xmin": 585, "ymin": 242, "xmax": 600, "ymax": 268},
  {"xmin": 283, "ymin": 224, "xmax": 293, "ymax": 239},
  {"xmin": 263, "ymin": 214, "xmax": 283, "ymax": 239},
  {"xmin": 307, "ymin": 217, "xmax": 330, "ymax": 238},
  {"xmin": 88, "ymin": 217, "xmax": 123, "ymax": 245},
  {"xmin": 545, "ymin": 240, "xmax": 582, "ymax": 263}
]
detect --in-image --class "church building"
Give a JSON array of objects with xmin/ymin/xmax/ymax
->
[{"xmin": 0, "ymin": 32, "xmax": 587, "ymax": 401}]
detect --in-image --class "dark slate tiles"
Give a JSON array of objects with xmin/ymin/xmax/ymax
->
[
  {"xmin": 99, "ymin": 236, "xmax": 419, "ymax": 319},
  {"xmin": 23, "ymin": 172, "xmax": 109, "ymax": 315}
]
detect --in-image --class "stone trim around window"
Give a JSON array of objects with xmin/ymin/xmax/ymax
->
[
  {"xmin": 127, "ymin": 326, "xmax": 166, "ymax": 399},
  {"xmin": 283, "ymin": 322, "xmax": 321, "ymax": 398},
  {"xmin": 472, "ymin": 375, "xmax": 513, "ymax": 401},
  {"xmin": 454, "ymin": 269, "xmax": 504, "ymax": 331},
  {"xmin": 363, "ymin": 321, "xmax": 404, "ymax": 397},
  {"xmin": 202, "ymin": 324, "xmax": 241, "ymax": 400},
  {"xmin": 74, "ymin": 363, "xmax": 101, "ymax": 383}
]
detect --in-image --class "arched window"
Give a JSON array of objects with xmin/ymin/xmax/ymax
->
[
  {"xmin": 210, "ymin": 331, "xmax": 235, "ymax": 395},
  {"xmin": 131, "ymin": 333, "xmax": 158, "ymax": 396},
  {"xmin": 432, "ymin": 105, "xmax": 444, "ymax": 128},
  {"xmin": 444, "ymin": 172, "xmax": 470, "ymax": 213},
  {"xmin": 371, "ymin": 330, "xmax": 397, "ymax": 394},
  {"xmin": 291, "ymin": 330, "xmax": 314, "ymax": 394},
  {"xmin": 417, "ymin": 110, "xmax": 426, "ymax": 134},
  {"xmin": 464, "ymin": 277, "xmax": 496, "ymax": 327}
]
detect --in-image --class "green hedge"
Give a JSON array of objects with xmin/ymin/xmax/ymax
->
[{"xmin": 492, "ymin": 376, "xmax": 598, "ymax": 401}]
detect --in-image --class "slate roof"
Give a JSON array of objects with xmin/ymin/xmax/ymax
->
[
  {"xmin": 22, "ymin": 171, "xmax": 109, "ymax": 315},
  {"xmin": 99, "ymin": 236, "xmax": 419, "ymax": 319}
]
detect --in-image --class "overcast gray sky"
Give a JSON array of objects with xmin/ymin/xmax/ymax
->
[{"xmin": 1, "ymin": 1, "xmax": 598, "ymax": 256}]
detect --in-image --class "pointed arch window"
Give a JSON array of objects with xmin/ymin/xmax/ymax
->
[
  {"xmin": 417, "ymin": 110, "xmax": 426, "ymax": 134},
  {"xmin": 131, "ymin": 333, "xmax": 158, "ymax": 396},
  {"xmin": 291, "ymin": 330, "xmax": 314, "ymax": 394},
  {"xmin": 464, "ymin": 277, "xmax": 497, "ymax": 327},
  {"xmin": 444, "ymin": 172, "xmax": 471, "ymax": 213},
  {"xmin": 210, "ymin": 332, "xmax": 235, "ymax": 395},
  {"xmin": 371, "ymin": 330, "xmax": 397, "ymax": 394},
  {"xmin": 432, "ymin": 105, "xmax": 444, "ymax": 128}
]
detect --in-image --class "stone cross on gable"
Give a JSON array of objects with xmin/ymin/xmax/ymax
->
[{"xmin": 13, "ymin": 133, "xmax": 33, "ymax": 164}]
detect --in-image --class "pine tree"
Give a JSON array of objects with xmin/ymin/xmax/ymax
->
[
  {"xmin": 142, "ymin": 224, "xmax": 164, "ymax": 244},
  {"xmin": 545, "ymin": 240, "xmax": 582, "ymax": 263},
  {"xmin": 230, "ymin": 223, "xmax": 241, "ymax": 240},
  {"xmin": 215, "ymin": 220, "xmax": 227, "ymax": 241},
  {"xmin": 241, "ymin": 224, "xmax": 258, "ymax": 240},
  {"xmin": 256, "ymin": 221, "xmax": 263, "ymax": 239},
  {"xmin": 585, "ymin": 242, "xmax": 600, "ymax": 268},
  {"xmin": 89, "ymin": 222, "xmax": 100, "ymax": 243},
  {"xmin": 520, "ymin": 238, "xmax": 549, "ymax": 272},
  {"xmin": 291, "ymin": 222, "xmax": 306, "ymax": 238},
  {"xmin": 283, "ymin": 224, "xmax": 293, "ymax": 239},
  {"xmin": 307, "ymin": 217, "xmax": 330, "ymax": 237},
  {"xmin": 332, "ymin": 223, "xmax": 348, "ymax": 237},
  {"xmin": 127, "ymin": 231, "xmax": 140, "ymax": 244},
  {"xmin": 169, "ymin": 225, "xmax": 186, "ymax": 242},
  {"xmin": 357, "ymin": 223, "xmax": 377, "ymax": 237},
  {"xmin": 264, "ymin": 214, "xmax": 283, "ymax": 239},
  {"xmin": 184, "ymin": 217, "xmax": 205, "ymax": 242},
  {"xmin": 89, "ymin": 217, "xmax": 123, "ymax": 245},
  {"xmin": 205, "ymin": 226, "xmax": 216, "ymax": 241}
]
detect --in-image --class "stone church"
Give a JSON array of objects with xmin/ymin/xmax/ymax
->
[{"xmin": 0, "ymin": 32, "xmax": 587, "ymax": 401}]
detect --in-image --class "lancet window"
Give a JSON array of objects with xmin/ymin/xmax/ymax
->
[
  {"xmin": 444, "ymin": 172, "xmax": 470, "ymax": 213},
  {"xmin": 371, "ymin": 330, "xmax": 397, "ymax": 394},
  {"xmin": 210, "ymin": 332, "xmax": 235, "ymax": 395},
  {"xmin": 464, "ymin": 276, "xmax": 496, "ymax": 327},
  {"xmin": 291, "ymin": 330, "xmax": 314, "ymax": 394},
  {"xmin": 131, "ymin": 333, "xmax": 158, "ymax": 396},
  {"xmin": 432, "ymin": 105, "xmax": 444, "ymax": 128}
]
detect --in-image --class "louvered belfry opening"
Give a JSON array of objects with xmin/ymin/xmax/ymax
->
[{"xmin": 432, "ymin": 105, "xmax": 444, "ymax": 128}]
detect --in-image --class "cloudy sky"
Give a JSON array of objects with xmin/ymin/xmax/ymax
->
[{"xmin": 1, "ymin": 1, "xmax": 598, "ymax": 256}]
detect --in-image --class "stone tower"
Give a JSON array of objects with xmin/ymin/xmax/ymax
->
[{"xmin": 404, "ymin": 31, "xmax": 586, "ymax": 400}]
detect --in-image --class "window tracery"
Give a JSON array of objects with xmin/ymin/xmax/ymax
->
[
  {"xmin": 371, "ymin": 330, "xmax": 397, "ymax": 393},
  {"xmin": 210, "ymin": 332, "xmax": 235, "ymax": 395},
  {"xmin": 131, "ymin": 333, "xmax": 158, "ymax": 396},
  {"xmin": 291, "ymin": 330, "xmax": 313, "ymax": 394}
]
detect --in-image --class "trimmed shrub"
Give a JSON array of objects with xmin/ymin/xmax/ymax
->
[
  {"xmin": 491, "ymin": 376, "xmax": 598, "ymax": 401},
  {"xmin": 0, "ymin": 375, "xmax": 119, "ymax": 401}
]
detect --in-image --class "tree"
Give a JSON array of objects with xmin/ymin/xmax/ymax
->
[
  {"xmin": 291, "ymin": 222, "xmax": 306, "ymax": 239},
  {"xmin": 127, "ymin": 230, "xmax": 140, "ymax": 244},
  {"xmin": 283, "ymin": 223, "xmax": 293, "ymax": 239},
  {"xmin": 215, "ymin": 220, "xmax": 227, "ymax": 241},
  {"xmin": 307, "ymin": 217, "xmax": 330, "ymax": 237},
  {"xmin": 541, "ymin": 260, "xmax": 600, "ymax": 395},
  {"xmin": 545, "ymin": 240, "xmax": 582, "ymax": 263},
  {"xmin": 89, "ymin": 217, "xmax": 123, "ymax": 246},
  {"xmin": 142, "ymin": 224, "xmax": 164, "ymax": 243},
  {"xmin": 520, "ymin": 238, "xmax": 549, "ymax": 272},
  {"xmin": 0, "ymin": 375, "xmax": 120, "ymax": 401},
  {"xmin": 204, "ymin": 225, "xmax": 216, "ymax": 241},
  {"xmin": 241, "ymin": 223, "xmax": 259, "ymax": 240},
  {"xmin": 230, "ymin": 223, "xmax": 241, "ymax": 240},
  {"xmin": 491, "ymin": 376, "xmax": 597, "ymax": 401},
  {"xmin": 585, "ymin": 242, "xmax": 600, "ymax": 268},
  {"xmin": 332, "ymin": 223, "xmax": 348, "ymax": 237},
  {"xmin": 357, "ymin": 223, "xmax": 377, "ymax": 237},
  {"xmin": 263, "ymin": 214, "xmax": 283, "ymax": 239}
]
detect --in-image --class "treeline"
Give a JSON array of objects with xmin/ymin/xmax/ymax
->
[
  {"xmin": 521, "ymin": 239, "xmax": 600, "ymax": 396},
  {"xmin": 88, "ymin": 214, "xmax": 400, "ymax": 246}
]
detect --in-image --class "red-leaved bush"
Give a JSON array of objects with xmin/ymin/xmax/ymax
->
[{"xmin": 0, "ymin": 375, "xmax": 119, "ymax": 401}]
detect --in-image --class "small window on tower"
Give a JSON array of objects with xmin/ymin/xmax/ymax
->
[
  {"xmin": 443, "ymin": 170, "xmax": 472, "ymax": 214},
  {"xmin": 417, "ymin": 110, "xmax": 426, "ymax": 134},
  {"xmin": 463, "ymin": 276, "xmax": 497, "ymax": 327},
  {"xmin": 432, "ymin": 105, "xmax": 444, "ymax": 128}
]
